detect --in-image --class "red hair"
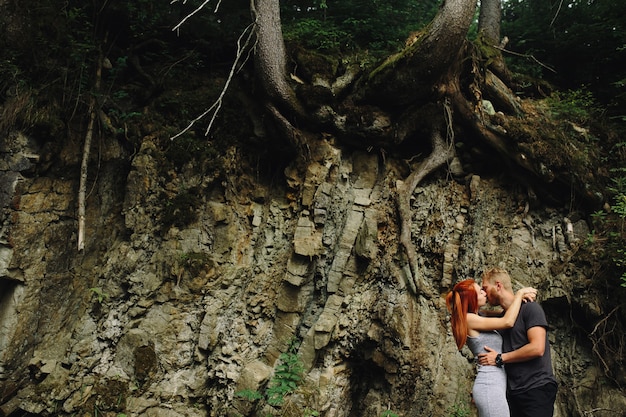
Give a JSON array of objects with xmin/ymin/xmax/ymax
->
[{"xmin": 445, "ymin": 279, "xmax": 479, "ymax": 350}]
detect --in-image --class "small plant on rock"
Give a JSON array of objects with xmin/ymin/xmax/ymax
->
[
  {"xmin": 446, "ymin": 400, "xmax": 471, "ymax": 417},
  {"xmin": 89, "ymin": 287, "xmax": 109, "ymax": 303},
  {"xmin": 235, "ymin": 338, "xmax": 313, "ymax": 416},
  {"xmin": 266, "ymin": 342, "xmax": 304, "ymax": 406}
]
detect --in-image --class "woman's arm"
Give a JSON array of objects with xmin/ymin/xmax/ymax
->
[{"xmin": 466, "ymin": 287, "xmax": 536, "ymax": 332}]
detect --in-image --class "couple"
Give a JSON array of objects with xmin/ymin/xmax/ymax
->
[{"xmin": 446, "ymin": 268, "xmax": 558, "ymax": 417}]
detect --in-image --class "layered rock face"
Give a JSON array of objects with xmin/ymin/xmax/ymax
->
[{"xmin": 0, "ymin": 132, "xmax": 624, "ymax": 417}]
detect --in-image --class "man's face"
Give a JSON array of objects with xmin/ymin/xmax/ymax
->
[{"xmin": 481, "ymin": 279, "xmax": 500, "ymax": 306}]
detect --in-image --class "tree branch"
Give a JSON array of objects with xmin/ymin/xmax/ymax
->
[
  {"xmin": 170, "ymin": 22, "xmax": 256, "ymax": 140},
  {"xmin": 171, "ymin": 0, "xmax": 223, "ymax": 33},
  {"xmin": 492, "ymin": 44, "xmax": 556, "ymax": 73}
]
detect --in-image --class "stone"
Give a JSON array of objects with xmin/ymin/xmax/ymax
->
[
  {"xmin": 355, "ymin": 212, "xmax": 378, "ymax": 260},
  {"xmin": 235, "ymin": 360, "xmax": 272, "ymax": 392},
  {"xmin": 302, "ymin": 162, "xmax": 331, "ymax": 207},
  {"xmin": 283, "ymin": 255, "xmax": 311, "ymax": 286},
  {"xmin": 276, "ymin": 281, "xmax": 313, "ymax": 313},
  {"xmin": 293, "ymin": 216, "xmax": 322, "ymax": 257}
]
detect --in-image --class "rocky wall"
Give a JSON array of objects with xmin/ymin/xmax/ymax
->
[{"xmin": 0, "ymin": 132, "xmax": 625, "ymax": 417}]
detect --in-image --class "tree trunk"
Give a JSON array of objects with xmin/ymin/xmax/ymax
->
[
  {"xmin": 251, "ymin": 0, "xmax": 479, "ymax": 117},
  {"xmin": 361, "ymin": 0, "xmax": 478, "ymax": 106},
  {"xmin": 478, "ymin": 0, "xmax": 501, "ymax": 44},
  {"xmin": 252, "ymin": 0, "xmax": 304, "ymax": 120},
  {"xmin": 477, "ymin": 0, "xmax": 511, "ymax": 83}
]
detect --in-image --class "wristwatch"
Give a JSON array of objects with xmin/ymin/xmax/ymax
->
[{"xmin": 495, "ymin": 353, "xmax": 504, "ymax": 368}]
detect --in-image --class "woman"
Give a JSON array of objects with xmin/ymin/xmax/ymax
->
[{"xmin": 446, "ymin": 279, "xmax": 536, "ymax": 417}]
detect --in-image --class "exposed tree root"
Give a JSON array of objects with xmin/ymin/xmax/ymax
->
[
  {"xmin": 590, "ymin": 305, "xmax": 625, "ymax": 388},
  {"xmin": 396, "ymin": 103, "xmax": 456, "ymax": 296}
]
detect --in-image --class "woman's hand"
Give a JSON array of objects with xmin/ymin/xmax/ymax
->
[{"xmin": 516, "ymin": 287, "xmax": 537, "ymax": 303}]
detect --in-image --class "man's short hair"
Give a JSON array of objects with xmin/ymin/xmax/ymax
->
[{"xmin": 482, "ymin": 267, "xmax": 513, "ymax": 291}]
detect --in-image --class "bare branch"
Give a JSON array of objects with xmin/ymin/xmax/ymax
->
[
  {"xmin": 550, "ymin": 0, "xmax": 564, "ymax": 28},
  {"xmin": 589, "ymin": 305, "xmax": 623, "ymax": 386},
  {"xmin": 171, "ymin": 0, "xmax": 223, "ymax": 32},
  {"xmin": 492, "ymin": 44, "xmax": 556, "ymax": 73},
  {"xmin": 170, "ymin": 22, "xmax": 257, "ymax": 140}
]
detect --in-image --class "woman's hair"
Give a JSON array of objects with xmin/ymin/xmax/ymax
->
[{"xmin": 446, "ymin": 279, "xmax": 479, "ymax": 350}]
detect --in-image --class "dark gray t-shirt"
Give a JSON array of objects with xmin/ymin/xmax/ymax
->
[{"xmin": 501, "ymin": 302, "xmax": 557, "ymax": 394}]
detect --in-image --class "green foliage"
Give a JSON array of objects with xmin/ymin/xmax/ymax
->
[
  {"xmin": 546, "ymin": 88, "xmax": 601, "ymax": 124},
  {"xmin": 284, "ymin": 18, "xmax": 349, "ymax": 51},
  {"xmin": 446, "ymin": 401, "xmax": 471, "ymax": 417},
  {"xmin": 0, "ymin": 57, "xmax": 24, "ymax": 98},
  {"xmin": 235, "ymin": 389, "xmax": 264, "ymax": 402},
  {"xmin": 266, "ymin": 342, "xmax": 305, "ymax": 406},
  {"xmin": 609, "ymin": 184, "xmax": 626, "ymax": 287},
  {"xmin": 164, "ymin": 135, "xmax": 220, "ymax": 168},
  {"xmin": 89, "ymin": 287, "xmax": 110, "ymax": 303},
  {"xmin": 381, "ymin": 410, "xmax": 399, "ymax": 417},
  {"xmin": 586, "ymin": 166, "xmax": 626, "ymax": 287},
  {"xmin": 502, "ymin": 0, "xmax": 626, "ymax": 119},
  {"xmin": 177, "ymin": 251, "xmax": 211, "ymax": 277},
  {"xmin": 235, "ymin": 339, "xmax": 314, "ymax": 415},
  {"xmin": 281, "ymin": 0, "xmax": 439, "ymax": 54}
]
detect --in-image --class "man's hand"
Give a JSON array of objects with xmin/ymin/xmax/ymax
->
[
  {"xmin": 477, "ymin": 345, "xmax": 498, "ymax": 366},
  {"xmin": 518, "ymin": 287, "xmax": 537, "ymax": 303}
]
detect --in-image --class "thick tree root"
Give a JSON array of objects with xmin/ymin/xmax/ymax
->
[{"xmin": 397, "ymin": 127, "xmax": 456, "ymax": 296}]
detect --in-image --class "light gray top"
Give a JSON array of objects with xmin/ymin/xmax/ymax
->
[{"xmin": 467, "ymin": 330, "xmax": 503, "ymax": 371}]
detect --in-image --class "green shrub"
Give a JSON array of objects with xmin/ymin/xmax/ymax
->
[
  {"xmin": 546, "ymin": 88, "xmax": 602, "ymax": 124},
  {"xmin": 446, "ymin": 401, "xmax": 471, "ymax": 417},
  {"xmin": 161, "ymin": 188, "xmax": 201, "ymax": 229},
  {"xmin": 587, "ymin": 167, "xmax": 626, "ymax": 287},
  {"xmin": 284, "ymin": 18, "xmax": 350, "ymax": 51},
  {"xmin": 266, "ymin": 344, "xmax": 304, "ymax": 406}
]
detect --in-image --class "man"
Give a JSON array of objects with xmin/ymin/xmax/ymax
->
[{"xmin": 478, "ymin": 267, "xmax": 557, "ymax": 417}]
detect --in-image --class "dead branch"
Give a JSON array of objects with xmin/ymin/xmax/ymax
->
[
  {"xmin": 170, "ymin": 22, "xmax": 256, "ymax": 140},
  {"xmin": 77, "ymin": 50, "xmax": 103, "ymax": 251},
  {"xmin": 550, "ymin": 0, "xmax": 564, "ymax": 27},
  {"xmin": 171, "ymin": 0, "xmax": 223, "ymax": 33},
  {"xmin": 493, "ymin": 44, "xmax": 556, "ymax": 73}
]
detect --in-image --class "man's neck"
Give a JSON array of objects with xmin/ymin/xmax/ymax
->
[{"xmin": 500, "ymin": 290, "xmax": 516, "ymax": 311}]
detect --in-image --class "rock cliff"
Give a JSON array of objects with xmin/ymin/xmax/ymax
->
[{"xmin": 1, "ymin": 128, "xmax": 625, "ymax": 417}]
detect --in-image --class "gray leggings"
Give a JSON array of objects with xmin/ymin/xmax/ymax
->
[{"xmin": 472, "ymin": 367, "xmax": 510, "ymax": 417}]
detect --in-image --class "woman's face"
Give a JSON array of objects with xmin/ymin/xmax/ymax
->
[{"xmin": 474, "ymin": 283, "xmax": 487, "ymax": 307}]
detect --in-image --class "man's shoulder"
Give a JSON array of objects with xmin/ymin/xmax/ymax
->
[
  {"xmin": 521, "ymin": 300, "xmax": 545, "ymax": 313},
  {"xmin": 520, "ymin": 301, "xmax": 544, "ymax": 314},
  {"xmin": 520, "ymin": 301, "xmax": 548, "ymax": 327}
]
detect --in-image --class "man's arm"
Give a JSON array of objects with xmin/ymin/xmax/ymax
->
[{"xmin": 478, "ymin": 326, "xmax": 546, "ymax": 365}]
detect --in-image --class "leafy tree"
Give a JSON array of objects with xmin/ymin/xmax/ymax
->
[{"xmin": 502, "ymin": 0, "xmax": 626, "ymax": 106}]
